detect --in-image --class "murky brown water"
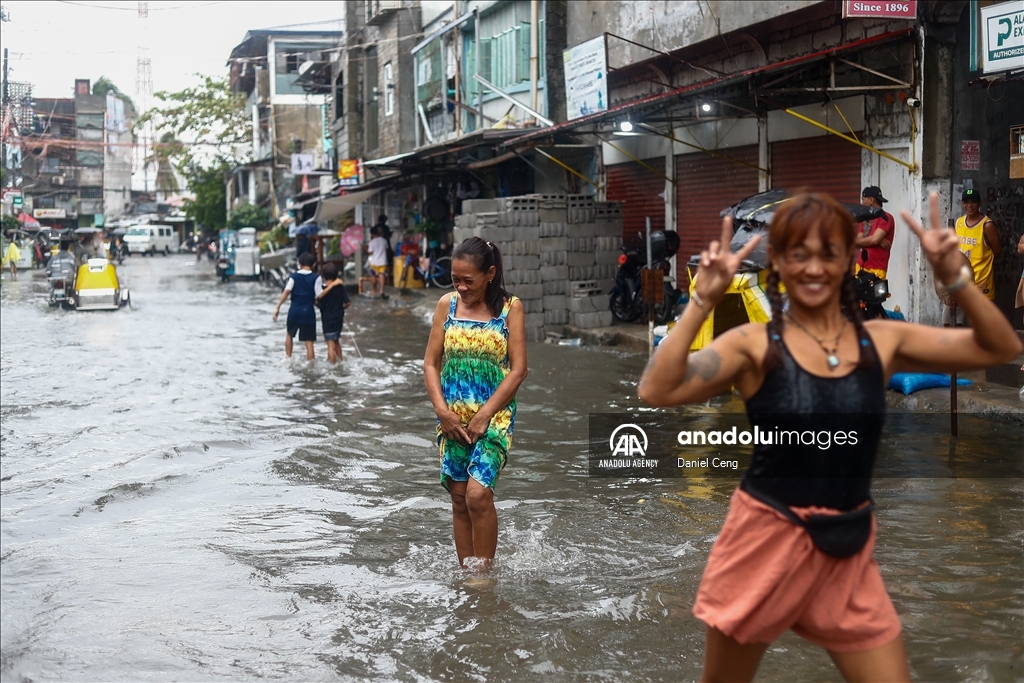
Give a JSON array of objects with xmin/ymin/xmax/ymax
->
[{"xmin": 1, "ymin": 256, "xmax": 1021, "ymax": 681}]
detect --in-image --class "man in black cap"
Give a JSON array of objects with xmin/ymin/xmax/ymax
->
[{"xmin": 855, "ymin": 185, "xmax": 895, "ymax": 279}]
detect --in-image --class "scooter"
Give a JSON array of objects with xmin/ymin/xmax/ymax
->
[
  {"xmin": 609, "ymin": 230, "xmax": 682, "ymax": 325},
  {"xmin": 853, "ymin": 251, "xmax": 892, "ymax": 320}
]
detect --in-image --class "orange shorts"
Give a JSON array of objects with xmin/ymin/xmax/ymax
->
[{"xmin": 693, "ymin": 488, "xmax": 902, "ymax": 653}]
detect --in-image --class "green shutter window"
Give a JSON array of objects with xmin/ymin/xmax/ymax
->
[
  {"xmin": 480, "ymin": 37, "xmax": 492, "ymax": 85},
  {"xmin": 518, "ymin": 23, "xmax": 531, "ymax": 83}
]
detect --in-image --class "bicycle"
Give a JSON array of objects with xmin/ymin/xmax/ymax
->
[{"xmin": 397, "ymin": 253, "xmax": 453, "ymax": 289}]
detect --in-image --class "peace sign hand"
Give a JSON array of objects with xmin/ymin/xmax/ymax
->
[
  {"xmin": 901, "ymin": 192, "xmax": 962, "ymax": 286},
  {"xmin": 694, "ymin": 216, "xmax": 761, "ymax": 308}
]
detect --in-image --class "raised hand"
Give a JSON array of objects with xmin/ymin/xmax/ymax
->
[
  {"xmin": 694, "ymin": 216, "xmax": 761, "ymax": 307},
  {"xmin": 901, "ymin": 192, "xmax": 962, "ymax": 285}
]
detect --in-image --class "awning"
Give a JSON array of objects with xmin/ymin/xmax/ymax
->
[
  {"xmin": 502, "ymin": 28, "xmax": 913, "ymax": 147},
  {"xmin": 363, "ymin": 151, "xmax": 415, "ymax": 167},
  {"xmin": 411, "ymin": 11, "xmax": 474, "ymax": 55},
  {"xmin": 313, "ymin": 188, "xmax": 381, "ymax": 223}
]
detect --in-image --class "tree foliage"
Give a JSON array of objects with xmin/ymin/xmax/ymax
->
[
  {"xmin": 92, "ymin": 76, "xmax": 135, "ymax": 111},
  {"xmin": 228, "ymin": 202, "xmax": 272, "ymax": 231},
  {"xmin": 182, "ymin": 161, "xmax": 228, "ymax": 232},
  {"xmin": 137, "ymin": 75, "xmax": 250, "ymax": 167}
]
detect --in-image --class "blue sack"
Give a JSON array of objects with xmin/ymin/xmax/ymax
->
[{"xmin": 887, "ymin": 372, "xmax": 972, "ymax": 395}]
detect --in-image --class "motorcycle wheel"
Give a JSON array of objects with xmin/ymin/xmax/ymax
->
[
  {"xmin": 610, "ymin": 289, "xmax": 642, "ymax": 323},
  {"xmin": 653, "ymin": 287, "xmax": 681, "ymax": 325}
]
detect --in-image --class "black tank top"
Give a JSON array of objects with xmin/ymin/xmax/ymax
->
[{"xmin": 743, "ymin": 328, "xmax": 886, "ymax": 510}]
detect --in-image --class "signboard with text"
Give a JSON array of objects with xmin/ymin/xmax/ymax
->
[
  {"xmin": 33, "ymin": 208, "xmax": 67, "ymax": 219},
  {"xmin": 842, "ymin": 0, "xmax": 917, "ymax": 19},
  {"xmin": 337, "ymin": 159, "xmax": 360, "ymax": 187},
  {"xmin": 961, "ymin": 140, "xmax": 981, "ymax": 171},
  {"xmin": 563, "ymin": 36, "xmax": 608, "ymax": 120},
  {"xmin": 982, "ymin": 1, "xmax": 1024, "ymax": 74},
  {"xmin": 290, "ymin": 154, "xmax": 314, "ymax": 175}
]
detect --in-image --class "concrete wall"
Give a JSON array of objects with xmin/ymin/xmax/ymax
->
[{"xmin": 566, "ymin": 1, "xmax": 820, "ymax": 68}]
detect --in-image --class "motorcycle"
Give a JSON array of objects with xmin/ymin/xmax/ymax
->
[
  {"xmin": 853, "ymin": 251, "xmax": 891, "ymax": 320},
  {"xmin": 609, "ymin": 230, "xmax": 682, "ymax": 325}
]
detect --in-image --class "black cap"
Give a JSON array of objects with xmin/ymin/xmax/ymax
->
[
  {"xmin": 862, "ymin": 186, "xmax": 888, "ymax": 203},
  {"xmin": 962, "ymin": 188, "xmax": 981, "ymax": 202}
]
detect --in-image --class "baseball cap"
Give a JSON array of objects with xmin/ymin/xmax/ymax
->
[
  {"xmin": 962, "ymin": 188, "xmax": 981, "ymax": 202},
  {"xmin": 862, "ymin": 186, "xmax": 888, "ymax": 203}
]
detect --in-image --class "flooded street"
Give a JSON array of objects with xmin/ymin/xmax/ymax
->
[{"xmin": 1, "ymin": 256, "xmax": 1021, "ymax": 682}]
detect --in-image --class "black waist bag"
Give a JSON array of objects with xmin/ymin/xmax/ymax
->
[{"xmin": 740, "ymin": 480, "xmax": 873, "ymax": 559}]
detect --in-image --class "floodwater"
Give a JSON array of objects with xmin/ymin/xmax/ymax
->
[{"xmin": 1, "ymin": 256, "xmax": 1021, "ymax": 682}]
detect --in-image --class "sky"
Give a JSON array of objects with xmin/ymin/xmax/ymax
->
[{"xmin": 1, "ymin": 1, "xmax": 345, "ymax": 101}]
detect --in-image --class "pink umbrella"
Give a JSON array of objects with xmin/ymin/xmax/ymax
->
[
  {"xmin": 340, "ymin": 225, "xmax": 364, "ymax": 257},
  {"xmin": 18, "ymin": 212, "xmax": 41, "ymax": 229}
]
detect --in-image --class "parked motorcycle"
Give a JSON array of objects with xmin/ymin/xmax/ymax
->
[
  {"xmin": 609, "ymin": 230, "xmax": 682, "ymax": 325},
  {"xmin": 853, "ymin": 252, "xmax": 891, "ymax": 320}
]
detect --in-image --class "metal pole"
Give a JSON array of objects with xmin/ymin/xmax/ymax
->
[
  {"xmin": 950, "ymin": 304, "xmax": 958, "ymax": 437},
  {"xmin": 646, "ymin": 217, "xmax": 654, "ymax": 357}
]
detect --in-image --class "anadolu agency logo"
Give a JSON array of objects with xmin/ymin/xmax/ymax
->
[{"xmin": 598, "ymin": 423, "xmax": 657, "ymax": 468}]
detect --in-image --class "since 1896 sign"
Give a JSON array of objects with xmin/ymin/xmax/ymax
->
[{"xmin": 842, "ymin": 1, "xmax": 917, "ymax": 19}]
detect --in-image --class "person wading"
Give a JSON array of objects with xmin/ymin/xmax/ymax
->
[
  {"xmin": 638, "ymin": 192, "xmax": 1021, "ymax": 683},
  {"xmin": 423, "ymin": 237, "xmax": 527, "ymax": 570}
]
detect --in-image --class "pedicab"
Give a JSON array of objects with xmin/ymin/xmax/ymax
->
[
  {"xmin": 216, "ymin": 227, "xmax": 262, "ymax": 282},
  {"xmin": 71, "ymin": 257, "xmax": 130, "ymax": 310},
  {"xmin": 686, "ymin": 190, "xmax": 886, "ymax": 350}
]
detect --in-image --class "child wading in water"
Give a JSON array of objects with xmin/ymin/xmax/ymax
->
[
  {"xmin": 317, "ymin": 261, "xmax": 351, "ymax": 363},
  {"xmin": 272, "ymin": 252, "xmax": 320, "ymax": 360}
]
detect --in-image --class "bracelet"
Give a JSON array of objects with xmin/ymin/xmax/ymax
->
[
  {"xmin": 938, "ymin": 264, "xmax": 972, "ymax": 294},
  {"xmin": 691, "ymin": 290, "xmax": 705, "ymax": 308}
]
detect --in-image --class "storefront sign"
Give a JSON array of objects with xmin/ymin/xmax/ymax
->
[
  {"xmin": 290, "ymin": 153, "xmax": 314, "ymax": 174},
  {"xmin": 337, "ymin": 159, "xmax": 360, "ymax": 187},
  {"xmin": 842, "ymin": 1, "xmax": 917, "ymax": 19},
  {"xmin": 1, "ymin": 189, "xmax": 21, "ymax": 204},
  {"xmin": 961, "ymin": 140, "xmax": 981, "ymax": 171},
  {"xmin": 563, "ymin": 36, "xmax": 608, "ymax": 120},
  {"xmin": 982, "ymin": 1, "xmax": 1024, "ymax": 74},
  {"xmin": 33, "ymin": 208, "xmax": 67, "ymax": 219}
]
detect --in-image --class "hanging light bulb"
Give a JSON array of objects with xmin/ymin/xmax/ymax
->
[{"xmin": 619, "ymin": 119, "xmax": 634, "ymax": 132}]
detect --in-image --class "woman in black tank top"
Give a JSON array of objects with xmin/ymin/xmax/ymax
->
[{"xmin": 638, "ymin": 192, "xmax": 1021, "ymax": 683}]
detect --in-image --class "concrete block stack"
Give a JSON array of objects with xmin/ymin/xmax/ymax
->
[{"xmin": 452, "ymin": 194, "xmax": 624, "ymax": 339}]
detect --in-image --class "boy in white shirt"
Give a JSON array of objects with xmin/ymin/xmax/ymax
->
[{"xmin": 367, "ymin": 226, "xmax": 389, "ymax": 298}]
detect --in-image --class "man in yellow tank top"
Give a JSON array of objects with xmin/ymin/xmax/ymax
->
[{"xmin": 955, "ymin": 188, "xmax": 1001, "ymax": 300}]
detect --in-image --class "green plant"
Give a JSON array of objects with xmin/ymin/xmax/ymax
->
[
  {"xmin": 327, "ymin": 235, "xmax": 341, "ymax": 256},
  {"xmin": 228, "ymin": 202, "xmax": 272, "ymax": 231}
]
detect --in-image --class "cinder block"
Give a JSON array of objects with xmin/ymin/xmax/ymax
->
[
  {"xmin": 540, "ymin": 221, "xmax": 566, "ymax": 237},
  {"xmin": 570, "ymin": 295, "xmax": 601, "ymax": 314},
  {"xmin": 594, "ymin": 250, "xmax": 619, "ymax": 265},
  {"xmin": 568, "ymin": 265, "xmax": 595, "ymax": 279},
  {"xmin": 567, "ymin": 223, "xmax": 597, "ymax": 237},
  {"xmin": 521, "ymin": 297, "xmax": 544, "ymax": 313},
  {"xmin": 542, "ymin": 294, "xmax": 567, "ymax": 311},
  {"xmin": 567, "ymin": 237, "xmax": 595, "ymax": 252},
  {"xmin": 507, "ymin": 240, "xmax": 540, "ymax": 255},
  {"xmin": 540, "ymin": 251, "xmax": 567, "ymax": 266},
  {"xmin": 593, "ymin": 220, "xmax": 622, "ymax": 237},
  {"xmin": 515, "ymin": 283, "xmax": 544, "ymax": 299},
  {"xmin": 544, "ymin": 308, "xmax": 569, "ymax": 325},
  {"xmin": 540, "ymin": 236, "xmax": 568, "ymax": 252},
  {"xmin": 513, "ymin": 226, "xmax": 541, "ymax": 241},
  {"xmin": 539, "ymin": 207, "xmax": 566, "ymax": 223},
  {"xmin": 511, "ymin": 254, "xmax": 541, "ymax": 270},
  {"xmin": 567, "ymin": 251, "xmax": 595, "ymax": 267},
  {"xmin": 542, "ymin": 279, "xmax": 567, "ymax": 295},
  {"xmin": 479, "ymin": 226, "xmax": 512, "ymax": 243},
  {"xmin": 463, "ymin": 198, "xmax": 500, "ymax": 214},
  {"xmin": 525, "ymin": 326, "xmax": 546, "ymax": 342},
  {"xmin": 571, "ymin": 310, "xmax": 613, "ymax": 329},
  {"xmin": 524, "ymin": 312, "xmax": 545, "ymax": 328},
  {"xmin": 540, "ymin": 265, "xmax": 568, "ymax": 281}
]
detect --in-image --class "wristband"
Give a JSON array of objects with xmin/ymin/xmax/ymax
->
[
  {"xmin": 691, "ymin": 291, "xmax": 706, "ymax": 308},
  {"xmin": 938, "ymin": 264, "xmax": 972, "ymax": 294}
]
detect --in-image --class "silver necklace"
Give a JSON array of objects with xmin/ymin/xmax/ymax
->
[{"xmin": 784, "ymin": 315, "xmax": 848, "ymax": 370}]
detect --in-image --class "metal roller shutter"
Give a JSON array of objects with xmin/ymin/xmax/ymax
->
[
  {"xmin": 675, "ymin": 145, "xmax": 760, "ymax": 283},
  {"xmin": 606, "ymin": 162, "xmax": 666, "ymax": 249},
  {"xmin": 770, "ymin": 135, "xmax": 862, "ymax": 204}
]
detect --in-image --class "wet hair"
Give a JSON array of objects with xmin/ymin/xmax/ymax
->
[
  {"xmin": 452, "ymin": 237, "xmax": 508, "ymax": 318},
  {"xmin": 763, "ymin": 192, "xmax": 875, "ymax": 372},
  {"xmin": 370, "ymin": 226, "xmax": 380, "ymax": 237},
  {"xmin": 321, "ymin": 262, "xmax": 339, "ymax": 281},
  {"xmin": 298, "ymin": 252, "xmax": 316, "ymax": 268}
]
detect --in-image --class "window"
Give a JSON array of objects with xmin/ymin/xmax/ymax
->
[
  {"xmin": 43, "ymin": 157, "xmax": 61, "ymax": 173},
  {"xmin": 81, "ymin": 188, "xmax": 103, "ymax": 199},
  {"xmin": 384, "ymin": 62, "xmax": 394, "ymax": 116},
  {"xmin": 1011, "ymin": 125, "xmax": 1024, "ymax": 180},
  {"xmin": 334, "ymin": 72, "xmax": 345, "ymax": 121}
]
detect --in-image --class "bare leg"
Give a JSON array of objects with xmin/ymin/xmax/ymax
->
[
  {"xmin": 284, "ymin": 333, "xmax": 293, "ymax": 358},
  {"xmin": 447, "ymin": 481, "xmax": 475, "ymax": 566},
  {"xmin": 828, "ymin": 634, "xmax": 910, "ymax": 683},
  {"xmin": 465, "ymin": 477, "xmax": 497, "ymax": 564},
  {"xmin": 304, "ymin": 341, "xmax": 315, "ymax": 360},
  {"xmin": 333, "ymin": 340, "xmax": 343, "ymax": 362},
  {"xmin": 326, "ymin": 340, "xmax": 337, "ymax": 363},
  {"xmin": 700, "ymin": 626, "xmax": 768, "ymax": 683}
]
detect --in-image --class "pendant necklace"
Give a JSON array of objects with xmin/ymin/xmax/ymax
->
[{"xmin": 784, "ymin": 315, "xmax": 847, "ymax": 370}]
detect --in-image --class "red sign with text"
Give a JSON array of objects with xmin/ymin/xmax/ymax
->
[
  {"xmin": 961, "ymin": 140, "xmax": 981, "ymax": 171},
  {"xmin": 842, "ymin": 1, "xmax": 917, "ymax": 19}
]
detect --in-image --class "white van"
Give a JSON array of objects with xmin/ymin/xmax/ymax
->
[{"xmin": 123, "ymin": 224, "xmax": 180, "ymax": 256}]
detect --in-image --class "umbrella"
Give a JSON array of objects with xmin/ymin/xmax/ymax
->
[
  {"xmin": 710, "ymin": 189, "xmax": 886, "ymax": 271},
  {"xmin": 18, "ymin": 212, "xmax": 41, "ymax": 229},
  {"xmin": 111, "ymin": 228, "xmax": 127, "ymax": 237},
  {"xmin": 340, "ymin": 225, "xmax": 364, "ymax": 257},
  {"xmin": 74, "ymin": 227, "xmax": 101, "ymax": 235},
  {"xmin": 293, "ymin": 222, "xmax": 320, "ymax": 237}
]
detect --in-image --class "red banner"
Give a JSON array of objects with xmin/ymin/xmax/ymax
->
[{"xmin": 843, "ymin": 1, "xmax": 917, "ymax": 19}]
